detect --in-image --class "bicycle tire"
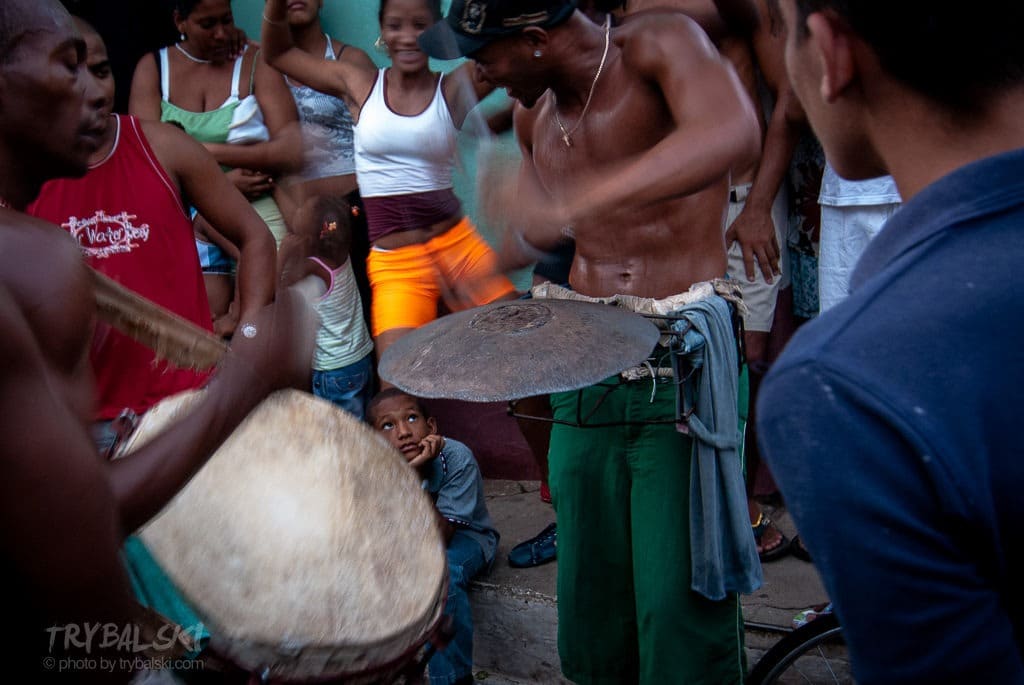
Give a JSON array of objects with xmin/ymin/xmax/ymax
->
[{"xmin": 746, "ymin": 613, "xmax": 848, "ymax": 684}]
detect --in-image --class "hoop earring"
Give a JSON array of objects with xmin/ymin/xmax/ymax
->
[{"xmin": 374, "ymin": 35, "xmax": 388, "ymax": 53}]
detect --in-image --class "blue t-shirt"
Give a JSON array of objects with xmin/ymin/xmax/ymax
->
[
  {"xmin": 421, "ymin": 438, "xmax": 499, "ymax": 566},
  {"xmin": 757, "ymin": 148, "xmax": 1024, "ymax": 684}
]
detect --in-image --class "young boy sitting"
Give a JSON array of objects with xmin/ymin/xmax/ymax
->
[{"xmin": 367, "ymin": 388, "xmax": 499, "ymax": 685}]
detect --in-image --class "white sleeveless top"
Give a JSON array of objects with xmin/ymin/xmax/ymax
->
[{"xmin": 353, "ymin": 69, "xmax": 457, "ymax": 198}]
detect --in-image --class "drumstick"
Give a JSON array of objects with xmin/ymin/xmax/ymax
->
[
  {"xmin": 90, "ymin": 269, "xmax": 327, "ymax": 371},
  {"xmin": 89, "ymin": 267, "xmax": 229, "ymax": 370}
]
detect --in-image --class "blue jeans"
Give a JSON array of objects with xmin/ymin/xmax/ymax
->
[
  {"xmin": 429, "ymin": 530, "xmax": 488, "ymax": 685},
  {"xmin": 311, "ymin": 354, "xmax": 373, "ymax": 420}
]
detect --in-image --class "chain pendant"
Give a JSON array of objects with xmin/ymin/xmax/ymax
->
[{"xmin": 551, "ymin": 16, "xmax": 609, "ymax": 154}]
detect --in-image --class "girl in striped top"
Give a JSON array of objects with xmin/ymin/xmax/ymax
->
[{"xmin": 289, "ymin": 195, "xmax": 374, "ymax": 419}]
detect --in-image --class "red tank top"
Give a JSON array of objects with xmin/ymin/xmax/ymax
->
[{"xmin": 28, "ymin": 115, "xmax": 212, "ymax": 420}]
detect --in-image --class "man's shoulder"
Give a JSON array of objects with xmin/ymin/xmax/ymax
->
[
  {"xmin": 614, "ymin": 11, "xmax": 725, "ymax": 79},
  {"xmin": 0, "ymin": 211, "xmax": 80, "ymax": 258},
  {"xmin": 764, "ymin": 304, "xmax": 882, "ymax": 389},
  {"xmin": 137, "ymin": 116, "xmax": 192, "ymax": 152},
  {"xmin": 617, "ymin": 9, "xmax": 709, "ymax": 48}
]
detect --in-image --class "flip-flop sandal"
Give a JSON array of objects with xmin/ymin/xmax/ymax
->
[
  {"xmin": 752, "ymin": 512, "xmax": 791, "ymax": 562},
  {"xmin": 790, "ymin": 535, "xmax": 813, "ymax": 562},
  {"xmin": 792, "ymin": 602, "xmax": 833, "ymax": 629}
]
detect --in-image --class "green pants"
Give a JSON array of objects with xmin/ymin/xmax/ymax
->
[{"xmin": 549, "ymin": 374, "xmax": 745, "ymax": 685}]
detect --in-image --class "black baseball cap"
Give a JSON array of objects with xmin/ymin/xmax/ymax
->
[{"xmin": 419, "ymin": 0, "xmax": 578, "ymax": 60}]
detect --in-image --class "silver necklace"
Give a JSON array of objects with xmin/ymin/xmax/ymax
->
[
  {"xmin": 553, "ymin": 15, "xmax": 611, "ymax": 148},
  {"xmin": 175, "ymin": 43, "xmax": 212, "ymax": 64}
]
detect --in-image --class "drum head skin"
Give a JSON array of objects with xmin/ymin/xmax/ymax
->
[
  {"xmin": 378, "ymin": 299, "xmax": 661, "ymax": 401},
  {"xmin": 121, "ymin": 389, "xmax": 447, "ymax": 681}
]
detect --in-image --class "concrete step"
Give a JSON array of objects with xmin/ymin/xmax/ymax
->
[{"xmin": 468, "ymin": 480, "xmax": 853, "ymax": 684}]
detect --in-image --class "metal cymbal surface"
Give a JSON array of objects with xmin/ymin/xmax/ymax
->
[{"xmin": 378, "ymin": 299, "xmax": 661, "ymax": 401}]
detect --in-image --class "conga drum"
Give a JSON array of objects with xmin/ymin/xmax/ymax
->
[{"xmin": 117, "ymin": 389, "xmax": 448, "ymax": 683}]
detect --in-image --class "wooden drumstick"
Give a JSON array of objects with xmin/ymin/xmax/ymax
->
[
  {"xmin": 90, "ymin": 269, "xmax": 327, "ymax": 371},
  {"xmin": 89, "ymin": 267, "xmax": 229, "ymax": 370}
]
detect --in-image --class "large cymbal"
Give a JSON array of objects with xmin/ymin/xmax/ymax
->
[{"xmin": 378, "ymin": 299, "xmax": 661, "ymax": 401}]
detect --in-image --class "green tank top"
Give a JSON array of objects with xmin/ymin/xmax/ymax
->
[
  {"xmin": 157, "ymin": 46, "xmax": 251, "ymax": 144},
  {"xmin": 157, "ymin": 44, "xmax": 284, "ymax": 241}
]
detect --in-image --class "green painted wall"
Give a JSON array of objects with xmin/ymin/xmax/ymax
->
[{"xmin": 234, "ymin": 0, "xmax": 532, "ymax": 289}]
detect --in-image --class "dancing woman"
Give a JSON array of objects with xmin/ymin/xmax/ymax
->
[{"xmin": 262, "ymin": 0, "xmax": 515, "ymax": 359}]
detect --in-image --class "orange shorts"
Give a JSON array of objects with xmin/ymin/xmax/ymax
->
[{"xmin": 366, "ymin": 216, "xmax": 516, "ymax": 337}]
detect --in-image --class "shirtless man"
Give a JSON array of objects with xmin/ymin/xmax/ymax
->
[
  {"xmin": 536, "ymin": 0, "xmax": 797, "ymax": 562},
  {"xmin": 421, "ymin": 2, "xmax": 760, "ymax": 682},
  {"xmin": 0, "ymin": 1, "xmax": 312, "ymax": 678}
]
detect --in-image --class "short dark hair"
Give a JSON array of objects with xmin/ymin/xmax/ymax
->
[
  {"xmin": 0, "ymin": 6, "xmax": 18, "ymax": 63},
  {"xmin": 792, "ymin": 1, "xmax": 1024, "ymax": 114},
  {"xmin": 174, "ymin": 0, "xmax": 205, "ymax": 19},
  {"xmin": 366, "ymin": 387, "xmax": 432, "ymax": 425},
  {"xmin": 0, "ymin": 2, "xmax": 43, "ymax": 64}
]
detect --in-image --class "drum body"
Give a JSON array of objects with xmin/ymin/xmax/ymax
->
[{"xmin": 119, "ymin": 389, "xmax": 448, "ymax": 683}]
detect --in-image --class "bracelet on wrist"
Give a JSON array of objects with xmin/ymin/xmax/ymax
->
[{"xmin": 262, "ymin": 11, "xmax": 286, "ymax": 26}]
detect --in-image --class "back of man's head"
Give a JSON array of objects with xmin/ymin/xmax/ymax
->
[
  {"xmin": 0, "ymin": 3, "xmax": 36, "ymax": 64},
  {"xmin": 0, "ymin": 0, "xmax": 70, "ymax": 64},
  {"xmin": 793, "ymin": 1, "xmax": 1024, "ymax": 114}
]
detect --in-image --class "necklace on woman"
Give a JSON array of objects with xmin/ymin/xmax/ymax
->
[
  {"xmin": 175, "ymin": 43, "xmax": 212, "ymax": 64},
  {"xmin": 0, "ymin": 197, "xmax": 10, "ymax": 209},
  {"xmin": 553, "ymin": 15, "xmax": 611, "ymax": 148}
]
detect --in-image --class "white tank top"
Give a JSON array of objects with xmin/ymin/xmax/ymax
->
[{"xmin": 354, "ymin": 69, "xmax": 457, "ymax": 198}]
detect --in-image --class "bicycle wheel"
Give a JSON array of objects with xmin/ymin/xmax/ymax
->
[{"xmin": 746, "ymin": 613, "xmax": 852, "ymax": 684}]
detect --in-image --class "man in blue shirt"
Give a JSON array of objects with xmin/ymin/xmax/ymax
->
[{"xmin": 757, "ymin": 2, "xmax": 1024, "ymax": 683}]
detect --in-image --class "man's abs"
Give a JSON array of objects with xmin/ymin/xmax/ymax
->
[{"xmin": 569, "ymin": 194, "xmax": 728, "ymax": 298}]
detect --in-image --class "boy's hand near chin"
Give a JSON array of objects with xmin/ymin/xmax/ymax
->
[{"xmin": 407, "ymin": 434, "xmax": 445, "ymax": 470}]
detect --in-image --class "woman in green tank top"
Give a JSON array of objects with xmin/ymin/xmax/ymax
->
[{"xmin": 129, "ymin": 0, "xmax": 303, "ymax": 333}]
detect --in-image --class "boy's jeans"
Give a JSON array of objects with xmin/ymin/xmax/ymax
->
[{"xmin": 429, "ymin": 530, "xmax": 488, "ymax": 684}]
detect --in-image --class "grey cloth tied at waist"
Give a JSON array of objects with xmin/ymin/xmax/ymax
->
[
  {"xmin": 670, "ymin": 296, "xmax": 762, "ymax": 601},
  {"xmin": 530, "ymin": 279, "xmax": 762, "ymax": 600}
]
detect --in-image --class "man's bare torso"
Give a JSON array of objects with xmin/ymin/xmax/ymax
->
[{"xmin": 521, "ymin": 16, "xmax": 732, "ymax": 299}]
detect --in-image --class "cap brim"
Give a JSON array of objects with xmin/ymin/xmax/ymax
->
[{"xmin": 418, "ymin": 20, "xmax": 489, "ymax": 60}]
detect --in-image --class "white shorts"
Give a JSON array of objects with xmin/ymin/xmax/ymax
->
[{"xmin": 725, "ymin": 183, "xmax": 791, "ymax": 332}]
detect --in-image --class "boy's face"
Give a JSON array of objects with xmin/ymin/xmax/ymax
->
[{"xmin": 371, "ymin": 395, "xmax": 439, "ymax": 462}]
